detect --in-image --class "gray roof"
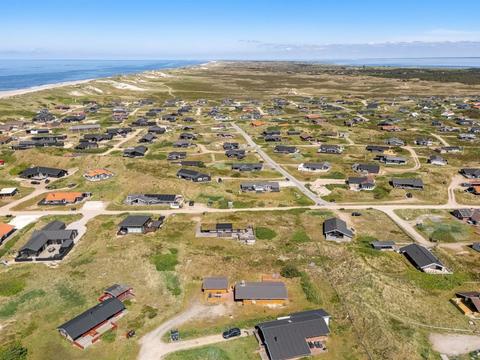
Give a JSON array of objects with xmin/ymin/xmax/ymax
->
[
  {"xmin": 256, "ymin": 309, "xmax": 330, "ymax": 360},
  {"xmin": 303, "ymin": 162, "xmax": 330, "ymax": 170},
  {"xmin": 42, "ymin": 220, "xmax": 66, "ymax": 231},
  {"xmin": 19, "ymin": 221, "xmax": 76, "ymax": 252},
  {"xmin": 353, "ymin": 163, "xmax": 380, "ymax": 174},
  {"xmin": 472, "ymin": 243, "xmax": 480, "ymax": 252},
  {"xmin": 400, "ymin": 244, "xmax": 443, "ymax": 269},
  {"xmin": 235, "ymin": 281, "xmax": 287, "ymax": 300},
  {"xmin": 323, "ymin": 217, "xmax": 353, "ymax": 238},
  {"xmin": 371, "ymin": 241, "xmax": 396, "ymax": 249},
  {"xmin": 232, "ymin": 163, "xmax": 263, "ymax": 171},
  {"xmin": 454, "ymin": 208, "xmax": 473, "ymax": 218},
  {"xmin": 127, "ymin": 194, "xmax": 178, "ymax": 203},
  {"xmin": 119, "ymin": 215, "xmax": 151, "ymax": 228},
  {"xmin": 202, "ymin": 277, "xmax": 229, "ymax": 290},
  {"xmin": 20, "ymin": 166, "xmax": 66, "ymax": 178},
  {"xmin": 58, "ymin": 298, "xmax": 125, "ymax": 340},
  {"xmin": 104, "ymin": 284, "xmax": 131, "ymax": 298},
  {"xmin": 391, "ymin": 178, "xmax": 424, "ymax": 188}
]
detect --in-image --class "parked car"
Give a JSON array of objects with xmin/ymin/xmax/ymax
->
[
  {"xmin": 170, "ymin": 329, "xmax": 179, "ymax": 342},
  {"xmin": 222, "ymin": 328, "xmax": 241, "ymax": 339},
  {"xmin": 31, "ymin": 181, "xmax": 40, "ymax": 185},
  {"xmin": 351, "ymin": 212, "xmax": 362, "ymax": 216}
]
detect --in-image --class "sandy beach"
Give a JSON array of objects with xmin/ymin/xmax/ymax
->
[
  {"xmin": 0, "ymin": 78, "xmax": 95, "ymax": 100},
  {"xmin": 0, "ymin": 61, "xmax": 215, "ymax": 100}
]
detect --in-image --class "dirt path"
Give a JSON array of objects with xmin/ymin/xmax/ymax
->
[
  {"xmin": 138, "ymin": 302, "xmax": 247, "ymax": 360},
  {"xmin": 100, "ymin": 129, "xmax": 142, "ymax": 156},
  {"xmin": 431, "ymin": 133, "xmax": 450, "ymax": 147},
  {"xmin": 429, "ymin": 333, "xmax": 480, "ymax": 356},
  {"xmin": 382, "ymin": 146, "xmax": 421, "ymax": 173},
  {"xmin": 447, "ymin": 174, "xmax": 463, "ymax": 207}
]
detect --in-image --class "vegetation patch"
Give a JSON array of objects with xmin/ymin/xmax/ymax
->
[
  {"xmin": 0, "ymin": 342, "xmax": 28, "ymax": 360},
  {"xmin": 56, "ymin": 284, "xmax": 86, "ymax": 307},
  {"xmin": 151, "ymin": 249, "xmax": 179, "ymax": 271},
  {"xmin": 0, "ymin": 290, "xmax": 46, "ymax": 318},
  {"xmin": 0, "ymin": 277, "xmax": 26, "ymax": 297},
  {"xmin": 255, "ymin": 227, "xmax": 277, "ymax": 240},
  {"xmin": 291, "ymin": 230, "xmax": 311, "ymax": 243},
  {"xmin": 300, "ymin": 272, "xmax": 322, "ymax": 305},
  {"xmin": 164, "ymin": 272, "xmax": 181, "ymax": 296}
]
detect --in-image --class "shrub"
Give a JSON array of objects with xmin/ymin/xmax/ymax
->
[
  {"xmin": 0, "ymin": 278, "xmax": 25, "ymax": 297},
  {"xmin": 102, "ymin": 329, "xmax": 116, "ymax": 343},
  {"xmin": 291, "ymin": 230, "xmax": 311, "ymax": 243},
  {"xmin": 373, "ymin": 186, "xmax": 390, "ymax": 199},
  {"xmin": 56, "ymin": 284, "xmax": 86, "ymax": 307},
  {"xmin": 430, "ymin": 229, "xmax": 455, "ymax": 242},
  {"xmin": 280, "ymin": 264, "xmax": 301, "ymax": 278},
  {"xmin": 255, "ymin": 227, "xmax": 277, "ymax": 240},
  {"xmin": 0, "ymin": 342, "xmax": 28, "ymax": 360},
  {"xmin": 164, "ymin": 272, "xmax": 181, "ymax": 296},
  {"xmin": 151, "ymin": 251, "xmax": 178, "ymax": 271},
  {"xmin": 300, "ymin": 272, "xmax": 322, "ymax": 304}
]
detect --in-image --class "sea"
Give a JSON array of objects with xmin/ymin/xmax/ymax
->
[
  {"xmin": 315, "ymin": 57, "xmax": 480, "ymax": 68},
  {"xmin": 1, "ymin": 58, "xmax": 480, "ymax": 92},
  {"xmin": 0, "ymin": 59, "xmax": 203, "ymax": 91}
]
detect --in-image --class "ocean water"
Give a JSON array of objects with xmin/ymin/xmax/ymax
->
[
  {"xmin": 0, "ymin": 59, "xmax": 202, "ymax": 91},
  {"xmin": 316, "ymin": 57, "xmax": 480, "ymax": 68}
]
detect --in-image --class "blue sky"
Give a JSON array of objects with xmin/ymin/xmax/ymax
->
[{"xmin": 1, "ymin": 0, "xmax": 480, "ymax": 59}]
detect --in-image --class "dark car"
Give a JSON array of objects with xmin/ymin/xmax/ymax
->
[
  {"xmin": 30, "ymin": 181, "xmax": 41, "ymax": 185},
  {"xmin": 351, "ymin": 212, "xmax": 362, "ymax": 217},
  {"xmin": 222, "ymin": 328, "xmax": 241, "ymax": 339}
]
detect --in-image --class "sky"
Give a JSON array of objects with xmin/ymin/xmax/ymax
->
[{"xmin": 1, "ymin": 0, "xmax": 480, "ymax": 59}]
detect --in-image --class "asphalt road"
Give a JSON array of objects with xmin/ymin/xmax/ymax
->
[{"xmin": 231, "ymin": 122, "xmax": 328, "ymax": 206}]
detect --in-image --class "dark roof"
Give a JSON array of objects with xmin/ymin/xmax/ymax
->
[
  {"xmin": 42, "ymin": 220, "xmax": 66, "ymax": 231},
  {"xmin": 323, "ymin": 217, "xmax": 353, "ymax": 238},
  {"xmin": 58, "ymin": 298, "xmax": 125, "ymax": 340},
  {"xmin": 256, "ymin": 309, "xmax": 330, "ymax": 360},
  {"xmin": 119, "ymin": 215, "xmax": 151, "ymax": 228},
  {"xmin": 202, "ymin": 277, "xmax": 228, "ymax": 290},
  {"xmin": 19, "ymin": 221, "xmax": 75, "ymax": 252},
  {"xmin": 472, "ymin": 243, "xmax": 480, "ymax": 252},
  {"xmin": 354, "ymin": 163, "xmax": 380, "ymax": 174},
  {"xmin": 391, "ymin": 178, "xmax": 424, "ymax": 188},
  {"xmin": 400, "ymin": 244, "xmax": 443, "ymax": 269},
  {"xmin": 371, "ymin": 241, "xmax": 395, "ymax": 249},
  {"xmin": 234, "ymin": 281, "xmax": 287, "ymax": 300},
  {"xmin": 216, "ymin": 223, "xmax": 233, "ymax": 230},
  {"xmin": 104, "ymin": 284, "xmax": 131, "ymax": 297},
  {"xmin": 302, "ymin": 162, "xmax": 330, "ymax": 170},
  {"xmin": 20, "ymin": 166, "xmax": 66, "ymax": 178}
]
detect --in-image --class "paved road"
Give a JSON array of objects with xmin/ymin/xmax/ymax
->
[{"xmin": 231, "ymin": 122, "xmax": 328, "ymax": 206}]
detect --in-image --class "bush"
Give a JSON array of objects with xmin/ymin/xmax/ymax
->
[
  {"xmin": 164, "ymin": 272, "xmax": 181, "ymax": 296},
  {"xmin": 291, "ymin": 230, "xmax": 311, "ymax": 243},
  {"xmin": 0, "ymin": 278, "xmax": 25, "ymax": 297},
  {"xmin": 151, "ymin": 251, "xmax": 178, "ymax": 271},
  {"xmin": 373, "ymin": 186, "xmax": 390, "ymax": 199},
  {"xmin": 430, "ymin": 229, "xmax": 455, "ymax": 242},
  {"xmin": 300, "ymin": 272, "xmax": 322, "ymax": 304},
  {"xmin": 255, "ymin": 227, "xmax": 277, "ymax": 240},
  {"xmin": 0, "ymin": 342, "xmax": 27, "ymax": 360},
  {"xmin": 102, "ymin": 329, "xmax": 116, "ymax": 343},
  {"xmin": 280, "ymin": 264, "xmax": 301, "ymax": 278}
]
